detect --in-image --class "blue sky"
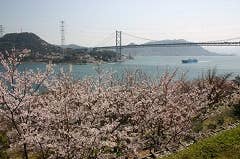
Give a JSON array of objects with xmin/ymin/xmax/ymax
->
[{"xmin": 1, "ymin": 0, "xmax": 240, "ymax": 47}]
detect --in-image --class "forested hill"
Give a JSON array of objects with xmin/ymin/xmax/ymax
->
[
  {"xmin": 0, "ymin": 32, "xmax": 117, "ymax": 63},
  {"xmin": 0, "ymin": 32, "xmax": 62, "ymax": 53}
]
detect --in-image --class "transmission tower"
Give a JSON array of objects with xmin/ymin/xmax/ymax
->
[
  {"xmin": 0, "ymin": 25, "xmax": 4, "ymax": 37},
  {"xmin": 60, "ymin": 20, "xmax": 65, "ymax": 46},
  {"xmin": 115, "ymin": 30, "xmax": 122, "ymax": 60}
]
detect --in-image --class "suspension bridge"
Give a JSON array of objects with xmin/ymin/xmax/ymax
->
[{"xmin": 93, "ymin": 31, "xmax": 240, "ymax": 59}]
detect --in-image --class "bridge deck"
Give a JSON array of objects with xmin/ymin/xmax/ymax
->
[{"xmin": 94, "ymin": 41, "xmax": 240, "ymax": 50}]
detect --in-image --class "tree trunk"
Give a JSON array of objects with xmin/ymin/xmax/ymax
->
[{"xmin": 23, "ymin": 143, "xmax": 28, "ymax": 159}]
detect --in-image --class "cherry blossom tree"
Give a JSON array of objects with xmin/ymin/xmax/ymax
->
[
  {"xmin": 0, "ymin": 51, "xmax": 235, "ymax": 159},
  {"xmin": 0, "ymin": 51, "xmax": 52, "ymax": 159}
]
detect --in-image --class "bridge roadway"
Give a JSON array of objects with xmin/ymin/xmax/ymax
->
[{"xmin": 94, "ymin": 41, "xmax": 240, "ymax": 50}]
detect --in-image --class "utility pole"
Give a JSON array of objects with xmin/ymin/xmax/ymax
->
[
  {"xmin": 60, "ymin": 20, "xmax": 65, "ymax": 47},
  {"xmin": 0, "ymin": 25, "xmax": 4, "ymax": 37},
  {"xmin": 115, "ymin": 30, "xmax": 122, "ymax": 60}
]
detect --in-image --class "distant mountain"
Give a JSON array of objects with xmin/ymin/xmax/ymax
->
[
  {"xmin": 127, "ymin": 42, "xmax": 137, "ymax": 46},
  {"xmin": 0, "ymin": 32, "xmax": 62, "ymax": 53},
  {"xmin": 60, "ymin": 44, "xmax": 86, "ymax": 50},
  {"xmin": 123, "ymin": 39, "xmax": 219, "ymax": 56}
]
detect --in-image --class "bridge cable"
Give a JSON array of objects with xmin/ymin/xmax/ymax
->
[
  {"xmin": 122, "ymin": 32, "xmax": 159, "ymax": 42},
  {"xmin": 94, "ymin": 32, "xmax": 115, "ymax": 47},
  {"xmin": 205, "ymin": 37, "xmax": 240, "ymax": 43}
]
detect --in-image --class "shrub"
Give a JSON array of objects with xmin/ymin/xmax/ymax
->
[
  {"xmin": 0, "ymin": 132, "xmax": 8, "ymax": 159},
  {"xmin": 207, "ymin": 123, "xmax": 217, "ymax": 130},
  {"xmin": 233, "ymin": 102, "xmax": 240, "ymax": 118}
]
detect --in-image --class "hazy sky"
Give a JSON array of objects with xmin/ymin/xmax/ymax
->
[{"xmin": 1, "ymin": 0, "xmax": 240, "ymax": 47}]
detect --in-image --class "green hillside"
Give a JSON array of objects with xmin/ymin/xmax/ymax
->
[{"xmin": 160, "ymin": 125, "xmax": 240, "ymax": 159}]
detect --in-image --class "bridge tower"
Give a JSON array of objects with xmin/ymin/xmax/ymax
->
[{"xmin": 115, "ymin": 30, "xmax": 122, "ymax": 60}]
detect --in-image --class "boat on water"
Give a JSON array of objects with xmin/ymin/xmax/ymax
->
[{"xmin": 182, "ymin": 58, "xmax": 198, "ymax": 64}]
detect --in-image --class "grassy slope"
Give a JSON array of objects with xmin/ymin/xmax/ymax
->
[{"xmin": 160, "ymin": 125, "xmax": 240, "ymax": 159}]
